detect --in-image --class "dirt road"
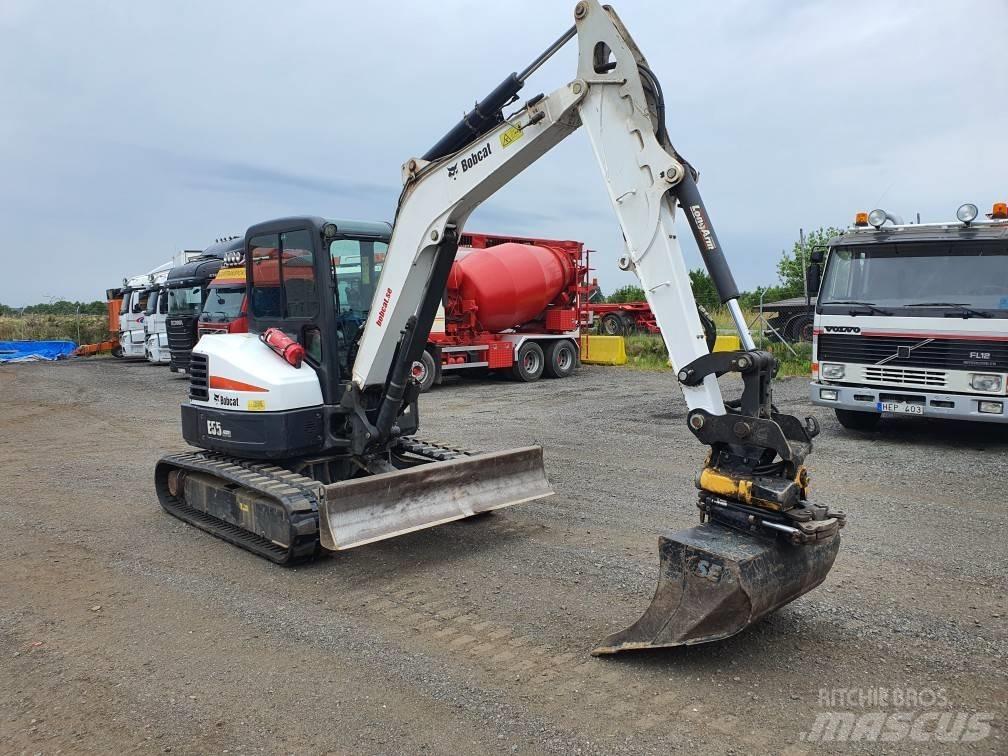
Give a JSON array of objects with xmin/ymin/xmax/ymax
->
[{"xmin": 1, "ymin": 359, "xmax": 1005, "ymax": 754}]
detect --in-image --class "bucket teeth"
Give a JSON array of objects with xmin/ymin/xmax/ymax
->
[{"xmin": 592, "ymin": 523, "xmax": 840, "ymax": 655}]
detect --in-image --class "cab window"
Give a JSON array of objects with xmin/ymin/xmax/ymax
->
[
  {"xmin": 330, "ymin": 239, "xmax": 386, "ymax": 316},
  {"xmin": 249, "ymin": 229, "xmax": 318, "ymax": 319}
]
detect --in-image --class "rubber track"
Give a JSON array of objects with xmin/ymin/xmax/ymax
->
[{"xmin": 156, "ymin": 439, "xmax": 469, "ymax": 565}]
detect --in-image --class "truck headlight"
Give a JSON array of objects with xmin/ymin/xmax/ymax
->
[
  {"xmin": 819, "ymin": 388, "xmax": 839, "ymax": 401},
  {"xmin": 970, "ymin": 373, "xmax": 1003, "ymax": 392},
  {"xmin": 978, "ymin": 401, "xmax": 1003, "ymax": 415},
  {"xmin": 821, "ymin": 363, "xmax": 845, "ymax": 380}
]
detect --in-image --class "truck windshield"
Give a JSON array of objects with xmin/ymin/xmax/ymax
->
[
  {"xmin": 820, "ymin": 240, "xmax": 1008, "ymax": 312},
  {"xmin": 202, "ymin": 286, "xmax": 245, "ymax": 318},
  {"xmin": 167, "ymin": 285, "xmax": 204, "ymax": 315}
]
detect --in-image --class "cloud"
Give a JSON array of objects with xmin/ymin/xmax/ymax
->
[{"xmin": 0, "ymin": 0, "xmax": 1005, "ymax": 305}]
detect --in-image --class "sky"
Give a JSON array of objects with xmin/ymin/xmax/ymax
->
[{"xmin": 1, "ymin": 0, "xmax": 1005, "ymax": 306}]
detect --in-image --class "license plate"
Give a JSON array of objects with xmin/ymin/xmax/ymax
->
[{"xmin": 877, "ymin": 401, "xmax": 923, "ymax": 415}]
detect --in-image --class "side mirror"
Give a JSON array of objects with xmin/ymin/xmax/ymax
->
[
  {"xmin": 806, "ymin": 262, "xmax": 822, "ymax": 296},
  {"xmin": 809, "ymin": 247, "xmax": 826, "ymax": 264}
]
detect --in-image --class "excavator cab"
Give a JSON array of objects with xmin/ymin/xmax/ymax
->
[{"xmin": 242, "ymin": 217, "xmax": 394, "ymax": 415}]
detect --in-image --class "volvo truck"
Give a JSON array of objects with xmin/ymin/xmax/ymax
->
[{"xmin": 810, "ymin": 202, "xmax": 1007, "ymax": 428}]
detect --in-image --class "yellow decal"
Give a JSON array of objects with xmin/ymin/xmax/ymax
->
[
  {"xmin": 247, "ymin": 399, "xmax": 267, "ymax": 411},
  {"xmin": 500, "ymin": 125, "xmax": 523, "ymax": 149},
  {"xmin": 214, "ymin": 266, "xmax": 245, "ymax": 282},
  {"xmin": 238, "ymin": 502, "xmax": 249, "ymax": 513}
]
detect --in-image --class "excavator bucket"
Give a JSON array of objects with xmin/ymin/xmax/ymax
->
[
  {"xmin": 318, "ymin": 446, "xmax": 553, "ymax": 550},
  {"xmin": 593, "ymin": 523, "xmax": 840, "ymax": 655}
]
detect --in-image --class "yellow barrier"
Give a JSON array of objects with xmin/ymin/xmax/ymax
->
[
  {"xmin": 713, "ymin": 335, "xmax": 741, "ymax": 352},
  {"xmin": 579, "ymin": 335, "xmax": 627, "ymax": 365}
]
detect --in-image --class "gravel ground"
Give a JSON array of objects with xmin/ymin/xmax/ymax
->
[{"xmin": 0, "ymin": 358, "xmax": 1005, "ymax": 754}]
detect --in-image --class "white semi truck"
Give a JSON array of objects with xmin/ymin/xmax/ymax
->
[
  {"xmin": 810, "ymin": 202, "xmax": 1008, "ymax": 428},
  {"xmin": 117, "ymin": 250, "xmax": 203, "ymax": 360}
]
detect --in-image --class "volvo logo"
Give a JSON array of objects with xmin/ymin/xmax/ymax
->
[{"xmin": 824, "ymin": 326, "xmax": 860, "ymax": 334}]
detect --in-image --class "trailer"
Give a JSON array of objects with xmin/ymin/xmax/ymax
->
[
  {"xmin": 759, "ymin": 295, "xmax": 816, "ymax": 343},
  {"xmin": 586, "ymin": 300, "xmax": 659, "ymax": 336}
]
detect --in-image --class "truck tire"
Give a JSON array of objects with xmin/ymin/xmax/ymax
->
[
  {"xmin": 599, "ymin": 313, "xmax": 625, "ymax": 336},
  {"xmin": 544, "ymin": 339, "xmax": 578, "ymax": 379},
  {"xmin": 835, "ymin": 408, "xmax": 881, "ymax": 431},
  {"xmin": 787, "ymin": 314, "xmax": 814, "ymax": 343},
  {"xmin": 411, "ymin": 350, "xmax": 438, "ymax": 393},
  {"xmin": 512, "ymin": 342, "xmax": 544, "ymax": 382}
]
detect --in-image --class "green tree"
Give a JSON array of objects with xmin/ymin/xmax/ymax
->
[
  {"xmin": 607, "ymin": 284, "xmax": 645, "ymax": 303},
  {"xmin": 19, "ymin": 299, "xmax": 106, "ymax": 316},
  {"xmin": 688, "ymin": 268, "xmax": 720, "ymax": 311},
  {"xmin": 776, "ymin": 227, "xmax": 842, "ymax": 298}
]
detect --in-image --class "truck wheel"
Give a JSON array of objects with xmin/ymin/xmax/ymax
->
[
  {"xmin": 544, "ymin": 339, "xmax": 578, "ymax": 378},
  {"xmin": 599, "ymin": 313, "xmax": 624, "ymax": 336},
  {"xmin": 787, "ymin": 314, "xmax": 814, "ymax": 343},
  {"xmin": 410, "ymin": 350, "xmax": 437, "ymax": 393},
  {"xmin": 512, "ymin": 342, "xmax": 544, "ymax": 382},
  {"xmin": 835, "ymin": 409, "xmax": 881, "ymax": 431}
]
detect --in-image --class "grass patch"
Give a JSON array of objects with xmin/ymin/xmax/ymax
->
[
  {"xmin": 621, "ymin": 330, "xmax": 811, "ymax": 377},
  {"xmin": 0, "ymin": 315, "xmax": 108, "ymax": 344}
]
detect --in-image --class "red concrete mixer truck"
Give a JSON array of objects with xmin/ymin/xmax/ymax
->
[
  {"xmin": 195, "ymin": 230, "xmax": 592, "ymax": 391},
  {"xmin": 416, "ymin": 231, "xmax": 589, "ymax": 391}
]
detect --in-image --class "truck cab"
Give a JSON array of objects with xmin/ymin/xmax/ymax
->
[
  {"xmin": 198, "ymin": 256, "xmax": 249, "ymax": 338},
  {"xmin": 118, "ymin": 275, "xmax": 157, "ymax": 359},
  {"xmin": 143, "ymin": 284, "xmax": 171, "ymax": 363},
  {"xmin": 810, "ymin": 203, "xmax": 1008, "ymax": 428}
]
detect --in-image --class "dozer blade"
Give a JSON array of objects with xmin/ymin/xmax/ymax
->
[
  {"xmin": 593, "ymin": 523, "xmax": 839, "ymax": 655},
  {"xmin": 318, "ymin": 446, "xmax": 553, "ymax": 550}
]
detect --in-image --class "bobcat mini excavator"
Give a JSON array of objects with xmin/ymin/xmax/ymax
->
[{"xmin": 156, "ymin": 0, "xmax": 845, "ymax": 654}]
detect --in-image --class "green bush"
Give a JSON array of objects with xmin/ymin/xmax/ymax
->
[{"xmin": 607, "ymin": 285, "xmax": 646, "ymax": 303}]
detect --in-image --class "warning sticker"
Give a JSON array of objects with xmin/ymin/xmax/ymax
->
[
  {"xmin": 247, "ymin": 399, "xmax": 266, "ymax": 411},
  {"xmin": 500, "ymin": 125, "xmax": 523, "ymax": 149}
]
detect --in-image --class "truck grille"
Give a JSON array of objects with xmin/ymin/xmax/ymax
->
[
  {"xmin": 167, "ymin": 315, "xmax": 196, "ymax": 369},
  {"xmin": 863, "ymin": 366, "xmax": 946, "ymax": 388},
  {"xmin": 189, "ymin": 352, "xmax": 209, "ymax": 401},
  {"xmin": 818, "ymin": 333, "xmax": 1008, "ymax": 371}
]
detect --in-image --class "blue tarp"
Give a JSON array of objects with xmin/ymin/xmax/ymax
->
[{"xmin": 0, "ymin": 340, "xmax": 77, "ymax": 363}]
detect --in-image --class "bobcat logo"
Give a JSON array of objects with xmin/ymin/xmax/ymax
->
[{"xmin": 447, "ymin": 163, "xmax": 459, "ymax": 180}]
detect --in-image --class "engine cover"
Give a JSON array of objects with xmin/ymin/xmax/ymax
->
[{"xmin": 190, "ymin": 333, "xmax": 323, "ymax": 413}]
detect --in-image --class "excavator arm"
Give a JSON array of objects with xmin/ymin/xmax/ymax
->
[
  {"xmin": 349, "ymin": 0, "xmax": 845, "ymax": 652},
  {"xmin": 353, "ymin": 4, "xmax": 726, "ymax": 419}
]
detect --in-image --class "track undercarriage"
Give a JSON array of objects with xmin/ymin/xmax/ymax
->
[{"xmin": 155, "ymin": 438, "xmax": 551, "ymax": 565}]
